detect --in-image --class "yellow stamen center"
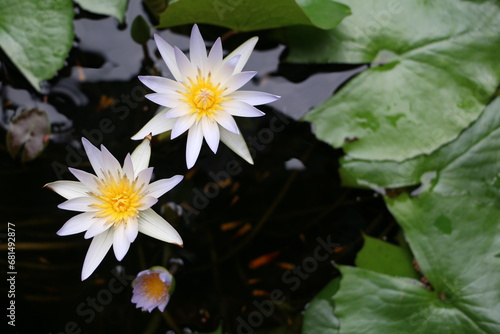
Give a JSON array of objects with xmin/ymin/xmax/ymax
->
[
  {"xmin": 91, "ymin": 171, "xmax": 144, "ymax": 225},
  {"xmin": 181, "ymin": 71, "xmax": 228, "ymax": 121},
  {"xmin": 142, "ymin": 273, "xmax": 169, "ymax": 301}
]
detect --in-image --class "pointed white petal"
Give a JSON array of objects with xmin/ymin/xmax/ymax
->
[
  {"xmin": 228, "ymin": 90, "xmax": 280, "ymax": 106},
  {"xmin": 58, "ymin": 196, "xmax": 98, "ymax": 212},
  {"xmin": 174, "ymin": 47, "xmax": 196, "ymax": 81},
  {"xmin": 147, "ymin": 175, "xmax": 183, "ymax": 198},
  {"xmin": 57, "ymin": 212, "xmax": 96, "ymax": 236},
  {"xmin": 82, "ymin": 138, "xmax": 105, "ymax": 178},
  {"xmin": 135, "ymin": 167, "xmax": 154, "ymax": 188},
  {"xmin": 154, "ymin": 34, "xmax": 183, "ymax": 82},
  {"xmin": 186, "ymin": 122, "xmax": 204, "ymax": 168},
  {"xmin": 81, "ymin": 229, "xmax": 114, "ymax": 280},
  {"xmin": 131, "ymin": 137, "xmax": 151, "ymax": 175},
  {"xmin": 137, "ymin": 195, "xmax": 158, "ymax": 210},
  {"xmin": 219, "ymin": 126, "xmax": 254, "ymax": 164},
  {"xmin": 207, "ymin": 38, "xmax": 223, "ymax": 70},
  {"xmin": 224, "ymin": 36, "xmax": 258, "ymax": 73},
  {"xmin": 138, "ymin": 75, "xmax": 184, "ymax": 94},
  {"xmin": 125, "ymin": 217, "xmax": 139, "ymax": 243},
  {"xmin": 122, "ymin": 154, "xmax": 134, "ymax": 180},
  {"xmin": 213, "ymin": 55, "xmax": 240, "ymax": 85},
  {"xmin": 213, "ymin": 111, "xmax": 240, "ymax": 133},
  {"xmin": 131, "ymin": 108, "xmax": 177, "ymax": 140},
  {"xmin": 84, "ymin": 218, "xmax": 112, "ymax": 239},
  {"xmin": 45, "ymin": 181, "xmax": 90, "ymax": 200},
  {"xmin": 68, "ymin": 168, "xmax": 99, "ymax": 192},
  {"xmin": 113, "ymin": 224, "xmax": 130, "ymax": 261},
  {"xmin": 164, "ymin": 104, "xmax": 191, "ymax": 119},
  {"xmin": 138, "ymin": 209, "xmax": 183, "ymax": 246},
  {"xmin": 170, "ymin": 114, "xmax": 196, "ymax": 139},
  {"xmin": 100, "ymin": 145, "xmax": 122, "ymax": 179},
  {"xmin": 201, "ymin": 117, "xmax": 220, "ymax": 153},
  {"xmin": 222, "ymin": 100, "xmax": 265, "ymax": 117},
  {"xmin": 189, "ymin": 24, "xmax": 207, "ymax": 72},
  {"xmin": 223, "ymin": 71, "xmax": 257, "ymax": 95},
  {"xmin": 146, "ymin": 93, "xmax": 182, "ymax": 108}
]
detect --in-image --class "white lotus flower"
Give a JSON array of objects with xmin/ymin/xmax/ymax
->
[
  {"xmin": 131, "ymin": 266, "xmax": 174, "ymax": 312},
  {"xmin": 132, "ymin": 24, "xmax": 280, "ymax": 168},
  {"xmin": 45, "ymin": 137, "xmax": 183, "ymax": 280}
]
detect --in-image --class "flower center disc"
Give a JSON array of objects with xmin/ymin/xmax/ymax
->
[
  {"xmin": 194, "ymin": 88, "xmax": 215, "ymax": 110},
  {"xmin": 92, "ymin": 174, "xmax": 142, "ymax": 225},
  {"xmin": 142, "ymin": 273, "xmax": 169, "ymax": 301},
  {"xmin": 183, "ymin": 75, "xmax": 226, "ymax": 120}
]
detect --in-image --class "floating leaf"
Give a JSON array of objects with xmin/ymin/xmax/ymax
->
[
  {"xmin": 303, "ymin": 98, "xmax": 500, "ymax": 333},
  {"xmin": 7, "ymin": 109, "xmax": 51, "ymax": 162},
  {"xmin": 74, "ymin": 0, "xmax": 129, "ymax": 23},
  {"xmin": 0, "ymin": 0, "xmax": 74, "ymax": 91},
  {"xmin": 288, "ymin": 0, "xmax": 500, "ymax": 161},
  {"xmin": 355, "ymin": 234, "xmax": 419, "ymax": 280},
  {"xmin": 157, "ymin": 0, "xmax": 350, "ymax": 32},
  {"xmin": 302, "ymin": 278, "xmax": 340, "ymax": 334}
]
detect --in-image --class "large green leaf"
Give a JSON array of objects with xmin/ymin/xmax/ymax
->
[
  {"xmin": 302, "ymin": 278, "xmax": 340, "ymax": 334},
  {"xmin": 304, "ymin": 99, "xmax": 500, "ymax": 333},
  {"xmin": 290, "ymin": 0, "xmax": 500, "ymax": 161},
  {"xmin": 74, "ymin": 0, "xmax": 129, "ymax": 23},
  {"xmin": 0, "ymin": 0, "xmax": 74, "ymax": 91},
  {"xmin": 157, "ymin": 0, "xmax": 351, "ymax": 32}
]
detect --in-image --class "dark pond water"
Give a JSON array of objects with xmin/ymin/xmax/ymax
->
[{"xmin": 0, "ymin": 2, "xmax": 396, "ymax": 333}]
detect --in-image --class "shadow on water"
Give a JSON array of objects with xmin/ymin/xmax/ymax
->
[{"xmin": 0, "ymin": 2, "xmax": 398, "ymax": 333}]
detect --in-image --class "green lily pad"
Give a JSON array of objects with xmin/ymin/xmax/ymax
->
[
  {"xmin": 289, "ymin": 0, "xmax": 500, "ymax": 161},
  {"xmin": 157, "ymin": 0, "xmax": 351, "ymax": 32},
  {"xmin": 303, "ymin": 99, "xmax": 500, "ymax": 333},
  {"xmin": 302, "ymin": 278, "xmax": 340, "ymax": 334},
  {"xmin": 355, "ymin": 234, "xmax": 419, "ymax": 280},
  {"xmin": 75, "ymin": 0, "xmax": 129, "ymax": 23},
  {"xmin": 0, "ymin": 0, "xmax": 74, "ymax": 91},
  {"xmin": 7, "ymin": 109, "xmax": 51, "ymax": 162}
]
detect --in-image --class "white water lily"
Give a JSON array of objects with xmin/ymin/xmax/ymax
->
[
  {"xmin": 132, "ymin": 24, "xmax": 280, "ymax": 168},
  {"xmin": 45, "ymin": 137, "xmax": 183, "ymax": 280},
  {"xmin": 131, "ymin": 266, "xmax": 174, "ymax": 312}
]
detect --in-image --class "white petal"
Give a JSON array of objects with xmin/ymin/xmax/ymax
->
[
  {"xmin": 45, "ymin": 181, "xmax": 90, "ymax": 200},
  {"xmin": 146, "ymin": 93, "xmax": 182, "ymax": 108},
  {"xmin": 57, "ymin": 212, "xmax": 96, "ymax": 236},
  {"xmin": 81, "ymin": 229, "xmax": 114, "ymax": 280},
  {"xmin": 222, "ymin": 100, "xmax": 265, "ymax": 117},
  {"xmin": 131, "ymin": 108, "xmax": 177, "ymax": 140},
  {"xmin": 224, "ymin": 36, "xmax": 258, "ymax": 73},
  {"xmin": 219, "ymin": 126, "xmax": 254, "ymax": 164},
  {"xmin": 138, "ymin": 208, "xmax": 183, "ymax": 246},
  {"xmin": 137, "ymin": 195, "xmax": 158, "ymax": 210},
  {"xmin": 189, "ymin": 24, "xmax": 207, "ymax": 72},
  {"xmin": 147, "ymin": 175, "xmax": 184, "ymax": 198},
  {"xmin": 122, "ymin": 154, "xmax": 134, "ymax": 180},
  {"xmin": 138, "ymin": 75, "xmax": 184, "ymax": 94},
  {"xmin": 85, "ymin": 218, "xmax": 112, "ymax": 239},
  {"xmin": 100, "ymin": 145, "xmax": 122, "ymax": 179},
  {"xmin": 171, "ymin": 114, "xmax": 196, "ymax": 139},
  {"xmin": 136, "ymin": 167, "xmax": 154, "ymax": 188},
  {"xmin": 131, "ymin": 137, "xmax": 151, "ymax": 175},
  {"xmin": 113, "ymin": 224, "xmax": 131, "ymax": 261},
  {"xmin": 125, "ymin": 217, "xmax": 139, "ymax": 243},
  {"xmin": 164, "ymin": 104, "xmax": 191, "ymax": 119},
  {"xmin": 82, "ymin": 137, "xmax": 105, "ymax": 179},
  {"xmin": 207, "ymin": 38, "xmax": 223, "ymax": 70},
  {"xmin": 213, "ymin": 111, "xmax": 240, "ymax": 133},
  {"xmin": 201, "ymin": 117, "xmax": 220, "ymax": 153},
  {"xmin": 228, "ymin": 90, "xmax": 280, "ymax": 106},
  {"xmin": 186, "ymin": 122, "xmax": 204, "ymax": 169},
  {"xmin": 174, "ymin": 47, "xmax": 196, "ymax": 81},
  {"xmin": 223, "ymin": 71, "xmax": 257, "ymax": 95},
  {"xmin": 154, "ymin": 34, "xmax": 183, "ymax": 82},
  {"xmin": 213, "ymin": 55, "xmax": 240, "ymax": 85},
  {"xmin": 68, "ymin": 168, "xmax": 99, "ymax": 192},
  {"xmin": 58, "ymin": 196, "xmax": 98, "ymax": 212}
]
